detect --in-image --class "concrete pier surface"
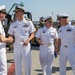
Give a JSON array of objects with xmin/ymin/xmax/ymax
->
[{"xmin": 7, "ymin": 46, "xmax": 73, "ymax": 75}]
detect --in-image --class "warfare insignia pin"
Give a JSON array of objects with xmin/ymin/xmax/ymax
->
[
  {"xmin": 23, "ymin": 23, "xmax": 28, "ymax": 27},
  {"xmin": 42, "ymin": 31, "xmax": 46, "ymax": 33},
  {"xmin": 14, "ymin": 26, "xmax": 17, "ymax": 28},
  {"xmin": 66, "ymin": 29, "xmax": 71, "ymax": 31}
]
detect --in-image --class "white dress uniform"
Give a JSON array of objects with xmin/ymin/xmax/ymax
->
[
  {"xmin": 58, "ymin": 24, "xmax": 75, "ymax": 75},
  {"xmin": 0, "ymin": 21, "xmax": 7, "ymax": 75},
  {"xmin": 8, "ymin": 18, "xmax": 36, "ymax": 75},
  {"xmin": 35, "ymin": 26, "xmax": 58, "ymax": 75}
]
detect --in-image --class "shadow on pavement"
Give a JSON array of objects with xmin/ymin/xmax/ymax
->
[
  {"xmin": 7, "ymin": 59, "xmax": 14, "ymax": 63},
  {"xmin": 52, "ymin": 66, "xmax": 72, "ymax": 73},
  {"xmin": 31, "ymin": 46, "xmax": 39, "ymax": 51},
  {"xmin": 35, "ymin": 69, "xmax": 42, "ymax": 75},
  {"xmin": 35, "ymin": 69, "xmax": 42, "ymax": 72},
  {"xmin": 52, "ymin": 67, "xmax": 59, "ymax": 73},
  {"xmin": 6, "ymin": 50, "xmax": 13, "ymax": 53},
  {"xmin": 66, "ymin": 67, "xmax": 72, "ymax": 71},
  {"xmin": 35, "ymin": 66, "xmax": 72, "ymax": 73},
  {"xmin": 37, "ymin": 73, "xmax": 42, "ymax": 75}
]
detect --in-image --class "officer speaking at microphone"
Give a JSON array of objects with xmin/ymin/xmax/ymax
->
[
  {"xmin": 35, "ymin": 16, "xmax": 58, "ymax": 75},
  {"xmin": 57, "ymin": 14, "xmax": 75, "ymax": 75},
  {"xmin": 8, "ymin": 5, "xmax": 36, "ymax": 75}
]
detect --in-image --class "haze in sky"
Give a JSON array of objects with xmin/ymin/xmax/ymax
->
[{"xmin": 0, "ymin": 0, "xmax": 75, "ymax": 21}]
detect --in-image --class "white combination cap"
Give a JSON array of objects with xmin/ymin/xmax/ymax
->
[
  {"xmin": 57, "ymin": 14, "xmax": 69, "ymax": 20},
  {"xmin": 43, "ymin": 16, "xmax": 53, "ymax": 22},
  {"xmin": 13, "ymin": 5, "xmax": 25, "ymax": 12},
  {"xmin": 0, "ymin": 5, "xmax": 6, "ymax": 11},
  {"xmin": 57, "ymin": 14, "xmax": 68, "ymax": 17}
]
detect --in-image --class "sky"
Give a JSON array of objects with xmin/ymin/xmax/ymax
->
[{"xmin": 0, "ymin": 0, "xmax": 75, "ymax": 21}]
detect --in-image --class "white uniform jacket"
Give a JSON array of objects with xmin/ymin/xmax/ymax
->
[
  {"xmin": 0, "ymin": 21, "xmax": 6, "ymax": 46},
  {"xmin": 58, "ymin": 24, "xmax": 75, "ymax": 46},
  {"xmin": 8, "ymin": 18, "xmax": 36, "ymax": 46},
  {"xmin": 35, "ymin": 26, "xmax": 58, "ymax": 47}
]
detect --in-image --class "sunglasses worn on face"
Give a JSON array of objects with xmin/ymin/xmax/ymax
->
[
  {"xmin": 0, "ymin": 11, "xmax": 6, "ymax": 14},
  {"xmin": 15, "ymin": 9, "xmax": 24, "ymax": 13},
  {"xmin": 58, "ymin": 17, "xmax": 68, "ymax": 20}
]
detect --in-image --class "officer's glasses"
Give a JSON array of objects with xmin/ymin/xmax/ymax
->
[
  {"xmin": 0, "ymin": 11, "xmax": 6, "ymax": 14},
  {"xmin": 58, "ymin": 17, "xmax": 68, "ymax": 20},
  {"xmin": 15, "ymin": 10, "xmax": 24, "ymax": 13}
]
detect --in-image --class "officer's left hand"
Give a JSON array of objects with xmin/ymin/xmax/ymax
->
[
  {"xmin": 54, "ymin": 48, "xmax": 60, "ymax": 55},
  {"xmin": 23, "ymin": 39, "xmax": 29, "ymax": 46}
]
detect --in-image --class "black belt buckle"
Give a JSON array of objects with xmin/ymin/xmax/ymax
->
[{"xmin": 64, "ymin": 45, "xmax": 68, "ymax": 47}]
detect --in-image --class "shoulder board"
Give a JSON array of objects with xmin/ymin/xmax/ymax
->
[
  {"xmin": 26, "ymin": 18, "xmax": 31, "ymax": 21},
  {"xmin": 11, "ymin": 19, "xmax": 16, "ymax": 23}
]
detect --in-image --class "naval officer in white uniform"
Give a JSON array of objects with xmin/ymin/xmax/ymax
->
[
  {"xmin": 57, "ymin": 14, "xmax": 75, "ymax": 75},
  {"xmin": 35, "ymin": 16, "xmax": 58, "ymax": 75},
  {"xmin": 8, "ymin": 6, "xmax": 36, "ymax": 75},
  {"xmin": 0, "ymin": 5, "xmax": 13, "ymax": 75}
]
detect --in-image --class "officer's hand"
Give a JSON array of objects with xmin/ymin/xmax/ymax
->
[
  {"xmin": 8, "ymin": 37, "xmax": 13, "ymax": 43},
  {"xmin": 39, "ymin": 41, "xmax": 43, "ymax": 45},
  {"xmin": 0, "ymin": 35, "xmax": 3, "ymax": 42},
  {"xmin": 38, "ymin": 40, "xmax": 43, "ymax": 45},
  {"xmin": 55, "ymin": 49, "xmax": 60, "ymax": 55},
  {"xmin": 23, "ymin": 39, "xmax": 29, "ymax": 46},
  {"xmin": 56, "ymin": 50, "xmax": 60, "ymax": 55}
]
